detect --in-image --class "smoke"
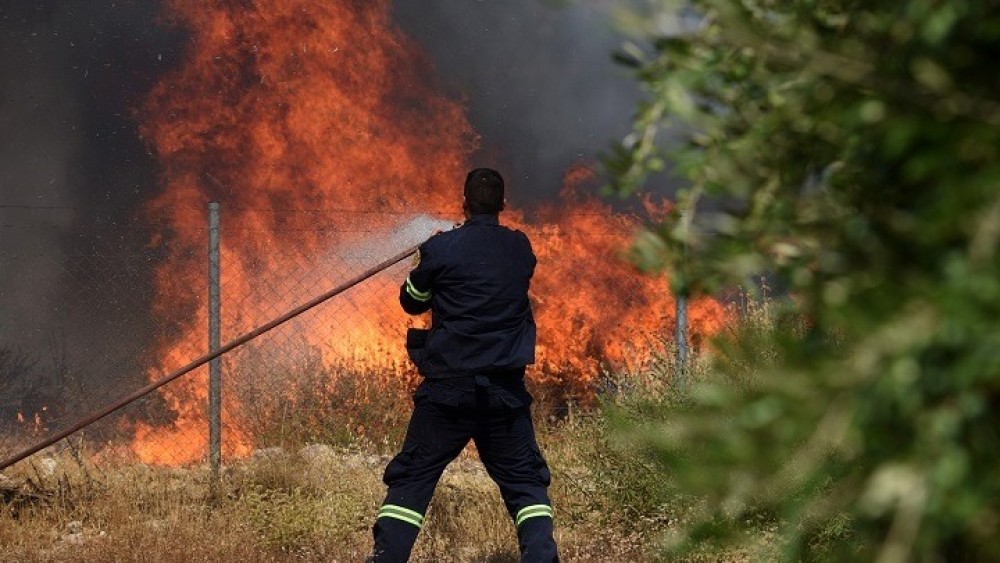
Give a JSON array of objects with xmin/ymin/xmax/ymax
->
[
  {"xmin": 391, "ymin": 215, "xmax": 459, "ymax": 249},
  {"xmin": 0, "ymin": 1, "xmax": 182, "ymax": 396},
  {"xmin": 391, "ymin": 0, "xmax": 642, "ymax": 204},
  {"xmin": 0, "ymin": 4, "xmax": 83, "ymax": 351},
  {"xmin": 0, "ymin": 1, "xmax": 181, "ymax": 219}
]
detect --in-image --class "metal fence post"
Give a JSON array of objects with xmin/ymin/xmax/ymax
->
[
  {"xmin": 674, "ymin": 208, "xmax": 690, "ymax": 393},
  {"xmin": 675, "ymin": 290, "xmax": 688, "ymax": 392},
  {"xmin": 208, "ymin": 202, "xmax": 221, "ymax": 479}
]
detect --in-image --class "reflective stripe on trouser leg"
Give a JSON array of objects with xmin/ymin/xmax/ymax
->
[
  {"xmin": 377, "ymin": 504, "xmax": 424, "ymax": 529},
  {"xmin": 515, "ymin": 504, "xmax": 553, "ymax": 527}
]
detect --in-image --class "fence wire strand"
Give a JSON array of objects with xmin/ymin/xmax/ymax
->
[{"xmin": 0, "ymin": 204, "xmax": 713, "ymax": 470}]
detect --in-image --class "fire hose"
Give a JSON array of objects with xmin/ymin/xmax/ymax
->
[{"xmin": 0, "ymin": 243, "xmax": 420, "ymax": 471}]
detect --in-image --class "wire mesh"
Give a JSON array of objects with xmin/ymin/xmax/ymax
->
[
  {"xmin": 0, "ymin": 204, "xmax": 729, "ymax": 470},
  {"xmin": 0, "ymin": 230, "xmax": 201, "ymax": 467},
  {"xmin": 1, "ymin": 206, "xmax": 450, "ymax": 468}
]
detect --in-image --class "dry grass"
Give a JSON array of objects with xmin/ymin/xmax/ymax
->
[
  {"xmin": 0, "ymin": 434, "xmax": 660, "ymax": 562},
  {"xmin": 0, "ymin": 419, "xmax": 760, "ymax": 562},
  {"xmin": 1, "ymin": 312, "xmax": 777, "ymax": 562}
]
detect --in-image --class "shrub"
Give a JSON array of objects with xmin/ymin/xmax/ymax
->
[{"xmin": 610, "ymin": 1, "xmax": 1000, "ymax": 559}]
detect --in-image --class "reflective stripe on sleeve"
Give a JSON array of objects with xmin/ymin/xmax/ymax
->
[
  {"xmin": 405, "ymin": 276, "xmax": 432, "ymax": 302},
  {"xmin": 377, "ymin": 504, "xmax": 424, "ymax": 529},
  {"xmin": 515, "ymin": 504, "xmax": 553, "ymax": 527}
]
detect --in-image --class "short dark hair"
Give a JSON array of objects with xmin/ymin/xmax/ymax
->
[{"xmin": 463, "ymin": 168, "xmax": 505, "ymax": 215}]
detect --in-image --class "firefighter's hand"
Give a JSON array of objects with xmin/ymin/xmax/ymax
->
[{"xmin": 412, "ymin": 249, "xmax": 421, "ymax": 267}]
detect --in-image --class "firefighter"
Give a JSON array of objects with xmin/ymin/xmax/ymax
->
[{"xmin": 369, "ymin": 168, "xmax": 559, "ymax": 562}]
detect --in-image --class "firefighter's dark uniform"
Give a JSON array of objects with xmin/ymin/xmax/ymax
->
[{"xmin": 372, "ymin": 214, "xmax": 559, "ymax": 562}]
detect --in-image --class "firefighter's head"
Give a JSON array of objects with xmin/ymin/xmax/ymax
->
[{"xmin": 463, "ymin": 168, "xmax": 505, "ymax": 218}]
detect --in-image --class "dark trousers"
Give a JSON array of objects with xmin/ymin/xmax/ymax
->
[{"xmin": 372, "ymin": 384, "xmax": 559, "ymax": 562}]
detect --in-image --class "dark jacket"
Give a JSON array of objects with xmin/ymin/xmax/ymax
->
[{"xmin": 400, "ymin": 214, "xmax": 537, "ymax": 379}]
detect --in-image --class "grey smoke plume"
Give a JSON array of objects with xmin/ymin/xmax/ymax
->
[
  {"xmin": 0, "ymin": 1, "xmax": 180, "ymax": 219},
  {"xmin": 0, "ymin": 57, "xmax": 79, "ymax": 351},
  {"xmin": 1, "ymin": 4, "xmax": 83, "ymax": 349},
  {"xmin": 0, "ymin": 1, "xmax": 181, "ymax": 401},
  {"xmin": 392, "ymin": 0, "xmax": 641, "ymax": 203}
]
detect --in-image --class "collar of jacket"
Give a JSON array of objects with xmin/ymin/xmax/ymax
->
[{"xmin": 466, "ymin": 214, "xmax": 500, "ymax": 226}]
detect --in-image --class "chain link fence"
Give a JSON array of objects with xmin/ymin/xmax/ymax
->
[{"xmin": 1, "ymin": 204, "xmax": 722, "ymax": 470}]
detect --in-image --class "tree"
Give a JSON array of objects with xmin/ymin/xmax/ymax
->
[{"xmin": 607, "ymin": 1, "xmax": 1000, "ymax": 560}]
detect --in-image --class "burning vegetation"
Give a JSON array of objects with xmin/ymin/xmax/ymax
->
[{"xmin": 129, "ymin": 0, "xmax": 728, "ymax": 465}]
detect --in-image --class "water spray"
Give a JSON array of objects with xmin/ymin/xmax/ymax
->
[{"xmin": 0, "ymin": 215, "xmax": 454, "ymax": 471}]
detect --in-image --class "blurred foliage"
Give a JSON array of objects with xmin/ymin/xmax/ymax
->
[{"xmin": 606, "ymin": 0, "xmax": 1000, "ymax": 561}]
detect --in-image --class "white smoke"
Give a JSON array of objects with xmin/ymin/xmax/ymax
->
[
  {"xmin": 391, "ymin": 214, "xmax": 458, "ymax": 250},
  {"xmin": 335, "ymin": 213, "xmax": 458, "ymax": 265}
]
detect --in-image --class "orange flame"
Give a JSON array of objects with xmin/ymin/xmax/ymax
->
[
  {"xmin": 131, "ymin": 0, "xmax": 729, "ymax": 465},
  {"xmin": 14, "ymin": 408, "xmax": 49, "ymax": 436}
]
